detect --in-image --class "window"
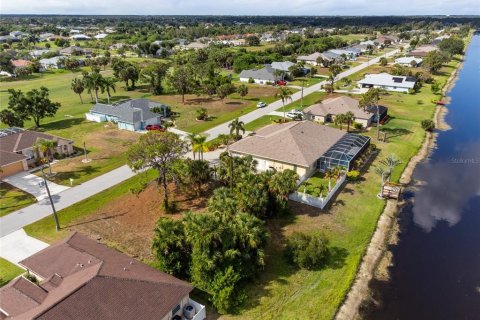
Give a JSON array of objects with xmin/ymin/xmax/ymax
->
[{"xmin": 172, "ymin": 304, "xmax": 180, "ymax": 315}]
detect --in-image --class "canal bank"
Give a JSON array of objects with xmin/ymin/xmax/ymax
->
[
  {"xmin": 335, "ymin": 35, "xmax": 474, "ymax": 320},
  {"xmin": 362, "ymin": 33, "xmax": 480, "ymax": 319}
]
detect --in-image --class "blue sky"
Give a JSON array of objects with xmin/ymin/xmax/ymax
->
[{"xmin": 1, "ymin": 0, "xmax": 479, "ymax": 15}]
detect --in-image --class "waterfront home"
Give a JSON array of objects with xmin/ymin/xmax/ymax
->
[
  {"xmin": 395, "ymin": 56, "xmax": 423, "ymax": 66},
  {"xmin": 85, "ymin": 99, "xmax": 168, "ymax": 131},
  {"xmin": 229, "ymin": 121, "xmax": 370, "ymax": 180},
  {"xmin": 304, "ymin": 96, "xmax": 374, "ymax": 128},
  {"xmin": 0, "ymin": 232, "xmax": 206, "ymax": 320},
  {"xmin": 358, "ymin": 72, "xmax": 417, "ymax": 93}
]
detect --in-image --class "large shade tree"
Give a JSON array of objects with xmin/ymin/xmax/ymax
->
[{"xmin": 127, "ymin": 132, "xmax": 188, "ymax": 210}]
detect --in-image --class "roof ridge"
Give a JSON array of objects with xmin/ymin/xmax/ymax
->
[
  {"xmin": 95, "ymin": 274, "xmax": 192, "ymax": 288},
  {"xmin": 11, "ymin": 277, "xmax": 47, "ymax": 305}
]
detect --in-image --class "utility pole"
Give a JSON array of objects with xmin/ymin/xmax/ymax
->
[
  {"xmin": 82, "ymin": 141, "xmax": 91, "ymax": 163},
  {"xmin": 300, "ymin": 78, "xmax": 305, "ymax": 108},
  {"xmin": 41, "ymin": 165, "xmax": 60, "ymax": 231}
]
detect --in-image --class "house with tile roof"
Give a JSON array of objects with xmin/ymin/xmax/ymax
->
[
  {"xmin": 85, "ymin": 99, "xmax": 168, "ymax": 131},
  {"xmin": 0, "ymin": 128, "xmax": 74, "ymax": 177},
  {"xmin": 229, "ymin": 121, "xmax": 370, "ymax": 180},
  {"xmin": 304, "ymin": 96, "xmax": 375, "ymax": 128},
  {"xmin": 0, "ymin": 232, "xmax": 206, "ymax": 320}
]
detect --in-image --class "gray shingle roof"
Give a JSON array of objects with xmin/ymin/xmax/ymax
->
[
  {"xmin": 239, "ymin": 66, "xmax": 276, "ymax": 82},
  {"xmin": 90, "ymin": 99, "xmax": 165, "ymax": 124}
]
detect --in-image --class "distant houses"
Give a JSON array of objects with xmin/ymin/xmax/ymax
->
[
  {"xmin": 296, "ymin": 52, "xmax": 343, "ymax": 67},
  {"xmin": 39, "ymin": 56, "xmax": 64, "ymax": 70},
  {"xmin": 85, "ymin": 99, "xmax": 169, "ymax": 131},
  {"xmin": 410, "ymin": 45, "xmax": 438, "ymax": 58},
  {"xmin": 358, "ymin": 72, "xmax": 417, "ymax": 93}
]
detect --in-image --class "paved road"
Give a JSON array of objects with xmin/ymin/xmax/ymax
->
[
  {"xmin": 0, "ymin": 165, "xmax": 136, "ymax": 237},
  {"xmin": 204, "ymin": 49, "xmax": 399, "ymax": 141}
]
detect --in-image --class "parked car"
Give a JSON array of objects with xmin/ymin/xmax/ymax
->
[
  {"xmin": 286, "ymin": 109, "xmax": 304, "ymax": 120},
  {"xmin": 275, "ymin": 80, "xmax": 287, "ymax": 86},
  {"xmin": 145, "ymin": 124, "xmax": 165, "ymax": 131},
  {"xmin": 256, "ymin": 101, "xmax": 267, "ymax": 108}
]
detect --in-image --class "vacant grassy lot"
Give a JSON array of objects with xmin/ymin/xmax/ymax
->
[
  {"xmin": 244, "ymin": 115, "xmax": 283, "ymax": 132},
  {"xmin": 0, "ymin": 258, "xmax": 24, "ymax": 287},
  {"xmin": 276, "ymin": 91, "xmax": 327, "ymax": 112},
  {"xmin": 0, "ymin": 183, "xmax": 36, "ymax": 217}
]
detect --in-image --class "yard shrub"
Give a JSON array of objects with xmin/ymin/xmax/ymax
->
[
  {"xmin": 347, "ymin": 170, "xmax": 360, "ymax": 181},
  {"xmin": 421, "ymin": 119, "xmax": 435, "ymax": 132},
  {"xmin": 248, "ymin": 77, "xmax": 254, "ymax": 83},
  {"xmin": 286, "ymin": 232, "xmax": 330, "ymax": 270},
  {"xmin": 353, "ymin": 122, "xmax": 363, "ymax": 130}
]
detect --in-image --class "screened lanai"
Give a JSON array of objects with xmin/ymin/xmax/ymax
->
[{"xmin": 317, "ymin": 133, "xmax": 370, "ymax": 172}]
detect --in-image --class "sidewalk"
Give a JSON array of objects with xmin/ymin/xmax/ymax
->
[{"xmin": 0, "ymin": 165, "xmax": 136, "ymax": 237}]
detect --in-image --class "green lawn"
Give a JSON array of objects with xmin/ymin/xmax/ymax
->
[
  {"xmin": 0, "ymin": 183, "xmax": 37, "ymax": 217},
  {"xmin": 276, "ymin": 91, "xmax": 326, "ymax": 112},
  {"xmin": 0, "ymin": 258, "xmax": 24, "ymax": 287},
  {"xmin": 288, "ymin": 77, "xmax": 323, "ymax": 87},
  {"xmin": 244, "ymin": 115, "xmax": 283, "ymax": 132}
]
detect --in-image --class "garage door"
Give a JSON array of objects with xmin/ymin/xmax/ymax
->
[{"xmin": 1, "ymin": 161, "xmax": 25, "ymax": 178}]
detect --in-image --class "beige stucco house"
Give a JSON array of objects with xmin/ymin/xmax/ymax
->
[{"xmin": 304, "ymin": 96, "xmax": 374, "ymax": 128}]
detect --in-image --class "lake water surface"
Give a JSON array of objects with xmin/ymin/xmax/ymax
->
[{"xmin": 367, "ymin": 34, "xmax": 480, "ymax": 319}]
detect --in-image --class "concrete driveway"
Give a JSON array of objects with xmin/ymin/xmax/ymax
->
[
  {"xmin": 0, "ymin": 229, "xmax": 48, "ymax": 264},
  {"xmin": 2, "ymin": 171, "xmax": 69, "ymax": 201}
]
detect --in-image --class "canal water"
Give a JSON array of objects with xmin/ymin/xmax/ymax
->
[{"xmin": 366, "ymin": 34, "xmax": 480, "ymax": 319}]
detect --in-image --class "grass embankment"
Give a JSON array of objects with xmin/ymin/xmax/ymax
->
[
  {"xmin": 276, "ymin": 91, "xmax": 326, "ymax": 112},
  {"xmin": 223, "ymin": 58, "xmax": 461, "ymax": 320},
  {"xmin": 24, "ymin": 170, "xmax": 157, "ymax": 243},
  {"xmin": 0, "ymin": 258, "xmax": 24, "ymax": 287},
  {"xmin": 0, "ymin": 183, "xmax": 37, "ymax": 217}
]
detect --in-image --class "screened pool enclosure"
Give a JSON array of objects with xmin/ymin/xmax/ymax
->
[{"xmin": 317, "ymin": 133, "xmax": 370, "ymax": 172}]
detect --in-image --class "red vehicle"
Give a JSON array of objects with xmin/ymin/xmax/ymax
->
[
  {"xmin": 275, "ymin": 80, "xmax": 287, "ymax": 86},
  {"xmin": 145, "ymin": 124, "xmax": 165, "ymax": 132}
]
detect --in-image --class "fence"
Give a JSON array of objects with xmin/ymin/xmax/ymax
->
[{"xmin": 289, "ymin": 174, "xmax": 346, "ymax": 209}]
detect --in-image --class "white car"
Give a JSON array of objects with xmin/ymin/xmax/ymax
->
[
  {"xmin": 286, "ymin": 109, "xmax": 304, "ymax": 119},
  {"xmin": 256, "ymin": 101, "xmax": 267, "ymax": 108}
]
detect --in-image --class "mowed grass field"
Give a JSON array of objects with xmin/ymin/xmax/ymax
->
[{"xmin": 0, "ymin": 182, "xmax": 36, "ymax": 217}]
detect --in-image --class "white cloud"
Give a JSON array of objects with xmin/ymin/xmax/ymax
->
[{"xmin": 1, "ymin": 0, "xmax": 479, "ymax": 15}]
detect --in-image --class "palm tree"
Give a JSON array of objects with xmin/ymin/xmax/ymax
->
[
  {"xmin": 193, "ymin": 135, "xmax": 208, "ymax": 160},
  {"xmin": 344, "ymin": 111, "xmax": 354, "ymax": 132},
  {"xmin": 71, "ymin": 78, "xmax": 85, "ymax": 104},
  {"xmin": 83, "ymin": 72, "xmax": 104, "ymax": 103},
  {"xmin": 228, "ymin": 118, "xmax": 245, "ymax": 139},
  {"xmin": 359, "ymin": 88, "xmax": 383, "ymax": 141},
  {"xmin": 379, "ymin": 154, "xmax": 403, "ymax": 182},
  {"xmin": 101, "ymin": 77, "xmax": 116, "ymax": 104},
  {"xmin": 375, "ymin": 166, "xmax": 389, "ymax": 198},
  {"xmin": 33, "ymin": 140, "xmax": 56, "ymax": 175},
  {"xmin": 324, "ymin": 169, "xmax": 336, "ymax": 191},
  {"xmin": 334, "ymin": 114, "xmax": 346, "ymax": 130},
  {"xmin": 186, "ymin": 133, "xmax": 199, "ymax": 160},
  {"xmin": 275, "ymin": 87, "xmax": 293, "ymax": 121}
]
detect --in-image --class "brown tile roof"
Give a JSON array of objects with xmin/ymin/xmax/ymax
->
[
  {"xmin": 0, "ymin": 232, "xmax": 193, "ymax": 320},
  {"xmin": 304, "ymin": 96, "xmax": 373, "ymax": 120},
  {"xmin": 11, "ymin": 60, "xmax": 32, "ymax": 68},
  {"xmin": 0, "ymin": 130, "xmax": 73, "ymax": 153},
  {"xmin": 229, "ymin": 121, "xmax": 346, "ymax": 167},
  {"xmin": 0, "ymin": 277, "xmax": 45, "ymax": 318},
  {"xmin": 0, "ymin": 150, "xmax": 26, "ymax": 166}
]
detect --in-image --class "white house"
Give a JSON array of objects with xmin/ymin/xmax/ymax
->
[
  {"xmin": 394, "ymin": 56, "xmax": 423, "ymax": 67},
  {"xmin": 39, "ymin": 56, "xmax": 64, "ymax": 70},
  {"xmin": 358, "ymin": 73, "xmax": 417, "ymax": 93},
  {"xmin": 71, "ymin": 34, "xmax": 91, "ymax": 41},
  {"xmin": 94, "ymin": 33, "xmax": 108, "ymax": 40},
  {"xmin": 239, "ymin": 66, "xmax": 277, "ymax": 84}
]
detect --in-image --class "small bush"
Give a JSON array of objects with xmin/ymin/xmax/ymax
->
[
  {"xmin": 421, "ymin": 119, "xmax": 435, "ymax": 132},
  {"xmin": 286, "ymin": 232, "xmax": 330, "ymax": 270},
  {"xmin": 354, "ymin": 122, "xmax": 363, "ymax": 130},
  {"xmin": 347, "ymin": 170, "xmax": 360, "ymax": 181},
  {"xmin": 248, "ymin": 77, "xmax": 254, "ymax": 84}
]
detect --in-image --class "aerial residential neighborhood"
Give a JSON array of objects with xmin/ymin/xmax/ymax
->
[{"xmin": 0, "ymin": 8, "xmax": 478, "ymax": 320}]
